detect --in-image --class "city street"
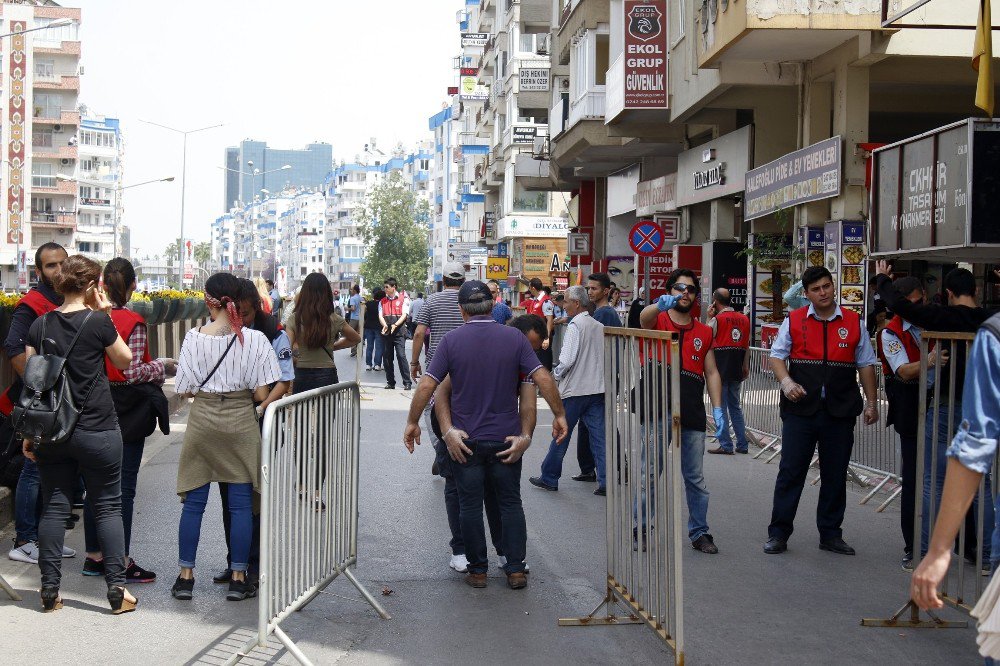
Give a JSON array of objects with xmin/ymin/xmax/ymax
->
[{"xmin": 0, "ymin": 348, "xmax": 980, "ymax": 665}]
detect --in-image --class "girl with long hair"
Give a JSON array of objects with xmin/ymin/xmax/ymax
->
[
  {"xmin": 21, "ymin": 255, "xmax": 136, "ymax": 613},
  {"xmin": 171, "ymin": 272, "xmax": 280, "ymax": 601},
  {"xmin": 284, "ymin": 273, "xmax": 360, "ymax": 393},
  {"xmin": 80, "ymin": 258, "xmax": 173, "ymax": 585}
]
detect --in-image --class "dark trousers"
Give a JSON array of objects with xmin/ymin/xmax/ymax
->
[
  {"xmin": 452, "ymin": 440, "xmax": 527, "ymax": 575},
  {"xmin": 293, "ymin": 367, "xmax": 338, "ymax": 487},
  {"xmin": 435, "ymin": 440, "xmax": 502, "ymax": 556},
  {"xmin": 381, "ymin": 328, "xmax": 411, "ymax": 388},
  {"xmin": 536, "ymin": 346, "xmax": 553, "ymax": 371},
  {"xmin": 36, "ymin": 428, "xmax": 127, "ymax": 589},
  {"xmin": 899, "ymin": 434, "xmax": 918, "ymax": 555},
  {"xmin": 577, "ymin": 423, "xmax": 595, "ymax": 475},
  {"xmin": 219, "ymin": 483, "xmax": 261, "ymax": 575},
  {"xmin": 768, "ymin": 409, "xmax": 855, "ymax": 542},
  {"xmin": 84, "ymin": 440, "xmax": 144, "ymax": 555}
]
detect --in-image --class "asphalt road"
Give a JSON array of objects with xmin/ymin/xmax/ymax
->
[{"xmin": 0, "ymin": 343, "xmax": 981, "ymax": 665}]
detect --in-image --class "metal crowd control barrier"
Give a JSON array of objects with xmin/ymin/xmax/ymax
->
[
  {"xmin": 230, "ymin": 381, "xmax": 389, "ymax": 666},
  {"xmin": 864, "ymin": 331, "xmax": 987, "ymax": 629},
  {"xmin": 560, "ymin": 327, "xmax": 685, "ymax": 665},
  {"xmin": 0, "ymin": 573, "xmax": 19, "ymax": 601}
]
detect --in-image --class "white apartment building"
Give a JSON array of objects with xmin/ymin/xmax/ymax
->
[
  {"xmin": 75, "ymin": 110, "xmax": 122, "ymax": 262},
  {"xmin": 278, "ymin": 189, "xmax": 326, "ymax": 292},
  {"xmin": 0, "ymin": 5, "xmax": 82, "ymax": 288}
]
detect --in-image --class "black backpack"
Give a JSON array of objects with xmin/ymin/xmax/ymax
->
[{"xmin": 12, "ymin": 311, "xmax": 98, "ymax": 446}]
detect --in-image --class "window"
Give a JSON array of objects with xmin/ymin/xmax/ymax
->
[
  {"xmin": 512, "ymin": 180, "xmax": 548, "ymax": 213},
  {"xmin": 33, "ymin": 94, "xmax": 61, "ymax": 119},
  {"xmin": 33, "ymin": 18, "xmax": 79, "ymax": 43},
  {"xmin": 31, "ymin": 163, "xmax": 55, "ymax": 188},
  {"xmin": 32, "ymin": 128, "xmax": 53, "ymax": 148},
  {"xmin": 81, "ymin": 158, "xmax": 97, "ymax": 173},
  {"xmin": 79, "ymin": 185, "xmax": 92, "ymax": 199},
  {"xmin": 31, "ymin": 196, "xmax": 53, "ymax": 214},
  {"xmin": 77, "ymin": 241, "xmax": 92, "ymax": 252},
  {"xmin": 80, "ymin": 130, "xmax": 116, "ymax": 148},
  {"xmin": 34, "ymin": 59, "xmax": 55, "ymax": 79}
]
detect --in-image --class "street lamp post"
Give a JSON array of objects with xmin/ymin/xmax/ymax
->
[
  {"xmin": 0, "ymin": 17, "xmax": 74, "ymax": 40},
  {"xmin": 140, "ymin": 119, "xmax": 223, "ymax": 288},
  {"xmin": 217, "ymin": 163, "xmax": 290, "ymax": 278}
]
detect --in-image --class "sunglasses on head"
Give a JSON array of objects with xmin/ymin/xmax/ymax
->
[{"xmin": 671, "ymin": 284, "xmax": 698, "ymax": 295}]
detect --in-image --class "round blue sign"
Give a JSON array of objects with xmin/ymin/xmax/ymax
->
[{"xmin": 629, "ymin": 220, "xmax": 664, "ymax": 256}]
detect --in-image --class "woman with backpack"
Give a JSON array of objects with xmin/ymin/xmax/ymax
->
[
  {"xmin": 171, "ymin": 273, "xmax": 281, "ymax": 602},
  {"xmin": 80, "ymin": 258, "xmax": 172, "ymax": 585},
  {"xmin": 19, "ymin": 255, "xmax": 135, "ymax": 613}
]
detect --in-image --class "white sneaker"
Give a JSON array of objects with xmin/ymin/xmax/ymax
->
[
  {"xmin": 497, "ymin": 555, "xmax": 530, "ymax": 573},
  {"xmin": 9, "ymin": 541, "xmax": 39, "ymax": 564},
  {"xmin": 62, "ymin": 545, "xmax": 76, "ymax": 558},
  {"xmin": 449, "ymin": 554, "xmax": 469, "ymax": 573}
]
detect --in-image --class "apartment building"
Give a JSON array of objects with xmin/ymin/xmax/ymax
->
[
  {"xmin": 75, "ymin": 110, "xmax": 122, "ymax": 262},
  {"xmin": 223, "ymin": 140, "xmax": 333, "ymax": 212},
  {"xmin": 0, "ymin": 4, "xmax": 81, "ymax": 288}
]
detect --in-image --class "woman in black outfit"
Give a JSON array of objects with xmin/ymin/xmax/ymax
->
[{"xmin": 22, "ymin": 255, "xmax": 136, "ymax": 613}]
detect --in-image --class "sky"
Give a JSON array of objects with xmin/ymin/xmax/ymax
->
[{"xmin": 73, "ymin": 0, "xmax": 459, "ymax": 258}]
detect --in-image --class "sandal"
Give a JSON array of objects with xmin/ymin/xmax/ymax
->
[
  {"xmin": 41, "ymin": 586, "xmax": 63, "ymax": 612},
  {"xmin": 108, "ymin": 585, "xmax": 138, "ymax": 614}
]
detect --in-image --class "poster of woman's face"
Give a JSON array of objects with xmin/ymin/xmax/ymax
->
[{"xmin": 606, "ymin": 256, "xmax": 635, "ymax": 303}]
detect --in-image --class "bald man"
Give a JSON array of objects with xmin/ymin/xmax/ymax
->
[{"xmin": 708, "ymin": 288, "xmax": 751, "ymax": 455}]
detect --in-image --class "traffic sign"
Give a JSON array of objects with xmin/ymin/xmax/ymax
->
[{"xmin": 628, "ymin": 219, "xmax": 664, "ymax": 256}]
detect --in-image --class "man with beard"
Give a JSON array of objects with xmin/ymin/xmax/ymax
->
[
  {"xmin": 4, "ymin": 243, "xmax": 77, "ymax": 564},
  {"xmin": 639, "ymin": 269, "xmax": 725, "ymax": 554}
]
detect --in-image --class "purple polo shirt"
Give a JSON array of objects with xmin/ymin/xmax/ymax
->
[{"xmin": 425, "ymin": 315, "xmax": 543, "ymax": 441}]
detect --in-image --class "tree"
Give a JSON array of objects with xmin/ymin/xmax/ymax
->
[
  {"xmin": 194, "ymin": 241, "xmax": 212, "ymax": 265},
  {"xmin": 356, "ymin": 173, "xmax": 430, "ymax": 293}
]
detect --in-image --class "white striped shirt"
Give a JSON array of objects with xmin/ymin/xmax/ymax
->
[
  {"xmin": 175, "ymin": 328, "xmax": 281, "ymax": 395},
  {"xmin": 414, "ymin": 288, "xmax": 465, "ymax": 364}
]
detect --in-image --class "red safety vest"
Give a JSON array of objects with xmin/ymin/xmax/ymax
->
[
  {"xmin": 380, "ymin": 294, "xmax": 405, "ymax": 318},
  {"xmin": 712, "ymin": 309, "xmax": 750, "ymax": 382},
  {"xmin": 0, "ymin": 289, "xmax": 60, "ymax": 416},
  {"xmin": 877, "ymin": 315, "xmax": 921, "ymax": 377},
  {"xmin": 105, "ymin": 308, "xmax": 151, "ymax": 383},
  {"xmin": 783, "ymin": 306, "xmax": 864, "ymax": 419},
  {"xmin": 653, "ymin": 312, "xmax": 713, "ymax": 431},
  {"xmin": 524, "ymin": 293, "xmax": 549, "ymax": 317}
]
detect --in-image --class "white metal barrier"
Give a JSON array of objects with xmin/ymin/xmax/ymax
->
[
  {"xmin": 560, "ymin": 327, "xmax": 685, "ymax": 664},
  {"xmin": 230, "ymin": 381, "xmax": 389, "ymax": 666}
]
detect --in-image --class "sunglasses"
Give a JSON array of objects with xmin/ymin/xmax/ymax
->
[{"xmin": 671, "ymin": 284, "xmax": 699, "ymax": 295}]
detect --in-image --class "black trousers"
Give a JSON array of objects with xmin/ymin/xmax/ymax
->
[
  {"xmin": 381, "ymin": 328, "xmax": 411, "ymax": 388},
  {"xmin": 577, "ymin": 423, "xmax": 595, "ymax": 475},
  {"xmin": 769, "ymin": 409, "xmax": 855, "ymax": 542},
  {"xmin": 899, "ymin": 434, "xmax": 917, "ymax": 555}
]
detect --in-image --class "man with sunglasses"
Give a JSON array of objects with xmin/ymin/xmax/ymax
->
[{"xmin": 639, "ymin": 269, "xmax": 725, "ymax": 554}]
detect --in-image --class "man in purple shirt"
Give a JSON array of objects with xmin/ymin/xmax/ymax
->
[{"xmin": 404, "ymin": 281, "xmax": 567, "ymax": 590}]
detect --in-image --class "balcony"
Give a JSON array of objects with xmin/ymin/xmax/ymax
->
[
  {"xmin": 34, "ymin": 40, "xmax": 81, "ymax": 56},
  {"xmin": 554, "ymin": 0, "xmax": 607, "ymax": 65},
  {"xmin": 32, "ymin": 109, "xmax": 80, "ymax": 127},
  {"xmin": 31, "ymin": 143, "xmax": 78, "ymax": 161},
  {"xmin": 33, "ymin": 75, "xmax": 80, "ymax": 92},
  {"xmin": 698, "ymin": 0, "xmax": 880, "ymax": 68},
  {"xmin": 31, "ymin": 178, "xmax": 77, "ymax": 196},
  {"xmin": 30, "ymin": 211, "xmax": 76, "ymax": 230}
]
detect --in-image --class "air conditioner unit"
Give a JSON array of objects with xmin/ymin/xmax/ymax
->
[
  {"xmin": 78, "ymin": 66, "xmax": 85, "ymax": 76},
  {"xmin": 53, "ymin": 124, "xmax": 63, "ymax": 132},
  {"xmin": 559, "ymin": 78, "xmax": 570, "ymax": 91},
  {"xmin": 60, "ymin": 158, "xmax": 71, "ymax": 166}
]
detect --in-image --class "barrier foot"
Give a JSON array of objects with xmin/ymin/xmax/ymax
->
[
  {"xmin": 859, "ymin": 474, "xmax": 892, "ymax": 505},
  {"xmin": 846, "ymin": 466, "xmax": 868, "ymax": 487},
  {"xmin": 763, "ymin": 447, "xmax": 782, "ymax": 464},
  {"xmin": 0, "ymin": 573, "xmax": 21, "ymax": 601},
  {"xmin": 876, "ymin": 487, "xmax": 903, "ymax": 513},
  {"xmin": 273, "ymin": 625, "xmax": 316, "ymax": 666},
  {"xmin": 861, "ymin": 600, "xmax": 968, "ymax": 629},
  {"xmin": 752, "ymin": 437, "xmax": 778, "ymax": 460},
  {"xmin": 558, "ymin": 590, "xmax": 643, "ymax": 628},
  {"xmin": 344, "ymin": 568, "xmax": 391, "ymax": 619},
  {"xmin": 224, "ymin": 633, "xmax": 261, "ymax": 666}
]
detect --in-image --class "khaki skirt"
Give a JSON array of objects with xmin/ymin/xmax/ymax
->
[{"xmin": 176, "ymin": 390, "xmax": 261, "ymax": 500}]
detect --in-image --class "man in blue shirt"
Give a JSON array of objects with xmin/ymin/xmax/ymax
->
[
  {"xmin": 488, "ymin": 280, "xmax": 512, "ymax": 324},
  {"xmin": 347, "ymin": 284, "xmax": 363, "ymax": 357}
]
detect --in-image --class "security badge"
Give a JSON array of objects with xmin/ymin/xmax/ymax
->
[
  {"xmin": 277, "ymin": 348, "xmax": 293, "ymax": 360},
  {"xmin": 887, "ymin": 340, "xmax": 903, "ymax": 356},
  {"xmin": 838, "ymin": 327, "xmax": 849, "ymax": 340},
  {"xmin": 731, "ymin": 329, "xmax": 741, "ymax": 342},
  {"xmin": 693, "ymin": 337, "xmax": 703, "ymax": 351}
]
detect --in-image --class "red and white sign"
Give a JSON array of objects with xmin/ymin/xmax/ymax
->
[
  {"xmin": 623, "ymin": 1, "xmax": 668, "ymax": 110},
  {"xmin": 654, "ymin": 213, "xmax": 680, "ymax": 243},
  {"xmin": 639, "ymin": 244, "xmax": 702, "ymax": 300}
]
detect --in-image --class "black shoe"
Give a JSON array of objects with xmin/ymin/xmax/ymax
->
[
  {"xmin": 403, "ymin": 384, "xmax": 412, "ymax": 391},
  {"xmin": 593, "ymin": 487, "xmax": 607, "ymax": 496},
  {"xmin": 528, "ymin": 476, "xmax": 557, "ymax": 492},
  {"xmin": 901, "ymin": 551, "xmax": 914, "ymax": 572},
  {"xmin": 171, "ymin": 576, "xmax": 194, "ymax": 600},
  {"xmin": 819, "ymin": 537, "xmax": 856, "ymax": 556},
  {"xmin": 764, "ymin": 537, "xmax": 787, "ymax": 554},
  {"xmin": 384, "ymin": 384, "xmax": 395, "ymax": 390},
  {"xmin": 431, "ymin": 461, "xmax": 440, "ymax": 476},
  {"xmin": 735, "ymin": 448, "xmax": 749, "ymax": 454},
  {"xmin": 227, "ymin": 577, "xmax": 258, "ymax": 601},
  {"xmin": 572, "ymin": 472, "xmax": 597, "ymax": 482},
  {"xmin": 82, "ymin": 557, "xmax": 105, "ymax": 577},
  {"xmin": 124, "ymin": 559, "xmax": 156, "ymax": 584},
  {"xmin": 692, "ymin": 534, "xmax": 719, "ymax": 554},
  {"xmin": 212, "ymin": 568, "xmax": 233, "ymax": 584}
]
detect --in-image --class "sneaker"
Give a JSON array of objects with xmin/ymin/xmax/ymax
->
[
  {"xmin": 213, "ymin": 568, "xmax": 233, "ymax": 584},
  {"xmin": 365, "ymin": 366, "xmax": 373, "ymax": 371},
  {"xmin": 403, "ymin": 384, "xmax": 412, "ymax": 391},
  {"xmin": 9, "ymin": 541, "xmax": 39, "ymax": 564},
  {"xmin": 125, "ymin": 559, "xmax": 156, "ymax": 584},
  {"xmin": 226, "ymin": 577, "xmax": 258, "ymax": 601},
  {"xmin": 171, "ymin": 576, "xmax": 194, "ymax": 600},
  {"xmin": 374, "ymin": 365, "xmax": 382, "ymax": 371},
  {"xmin": 901, "ymin": 551, "xmax": 914, "ymax": 572},
  {"xmin": 692, "ymin": 534, "xmax": 719, "ymax": 554},
  {"xmin": 449, "ymin": 554, "xmax": 469, "ymax": 573},
  {"xmin": 83, "ymin": 557, "xmax": 105, "ymax": 576},
  {"xmin": 384, "ymin": 384, "xmax": 396, "ymax": 390},
  {"xmin": 62, "ymin": 545, "xmax": 76, "ymax": 558},
  {"xmin": 497, "ymin": 556, "xmax": 530, "ymax": 573}
]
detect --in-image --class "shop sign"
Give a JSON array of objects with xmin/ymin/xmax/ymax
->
[
  {"xmin": 484, "ymin": 211, "xmax": 495, "ymax": 237},
  {"xmin": 496, "ymin": 241, "xmax": 508, "ymax": 257},
  {"xmin": 496, "ymin": 215, "xmax": 569, "ymax": 239},
  {"xmin": 744, "ymin": 136, "xmax": 842, "ymax": 221},
  {"xmin": 461, "ymin": 33, "xmax": 488, "ymax": 48},
  {"xmin": 512, "ymin": 125, "xmax": 538, "ymax": 145},
  {"xmin": 703, "ymin": 240, "xmax": 748, "ymax": 313},
  {"xmin": 519, "ymin": 67, "xmax": 550, "ymax": 92},
  {"xmin": 608, "ymin": 164, "xmax": 641, "ymax": 217},
  {"xmin": 635, "ymin": 173, "xmax": 677, "ymax": 216},
  {"xmin": 460, "ymin": 74, "xmax": 488, "ymax": 101},
  {"xmin": 676, "ymin": 126, "xmax": 752, "ymax": 206},
  {"xmin": 748, "ymin": 233, "xmax": 793, "ymax": 342},
  {"xmin": 514, "ymin": 238, "xmax": 567, "ymax": 280},
  {"xmin": 487, "ymin": 257, "xmax": 509, "ymax": 279},
  {"xmin": 623, "ymin": 0, "xmax": 668, "ymax": 110},
  {"xmin": 81, "ymin": 197, "xmax": 111, "ymax": 206},
  {"xmin": 825, "ymin": 220, "xmax": 867, "ymax": 321},
  {"xmin": 567, "ymin": 232, "xmax": 590, "ymax": 256}
]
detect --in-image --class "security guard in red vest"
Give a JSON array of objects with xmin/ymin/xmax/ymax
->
[
  {"xmin": 765, "ymin": 266, "xmax": 879, "ymax": 556},
  {"xmin": 706, "ymin": 288, "xmax": 751, "ymax": 455},
  {"xmin": 877, "ymin": 276, "xmax": 933, "ymax": 571}
]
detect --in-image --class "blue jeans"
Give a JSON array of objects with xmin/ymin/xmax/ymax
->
[
  {"xmin": 452, "ymin": 440, "xmax": 527, "ymax": 575},
  {"xmin": 716, "ymin": 381, "xmax": 748, "ymax": 453},
  {"xmin": 179, "ymin": 483, "xmax": 253, "ymax": 572},
  {"xmin": 635, "ymin": 423, "xmax": 710, "ymax": 542},
  {"xmin": 14, "ymin": 458, "xmax": 41, "ymax": 543},
  {"xmin": 921, "ymin": 402, "xmax": 994, "ymax": 561},
  {"xmin": 539, "ymin": 393, "xmax": 606, "ymax": 489},
  {"xmin": 84, "ymin": 440, "xmax": 144, "ymax": 554},
  {"xmin": 363, "ymin": 328, "xmax": 383, "ymax": 367}
]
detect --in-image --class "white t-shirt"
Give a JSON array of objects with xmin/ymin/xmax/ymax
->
[{"xmin": 175, "ymin": 328, "xmax": 281, "ymax": 395}]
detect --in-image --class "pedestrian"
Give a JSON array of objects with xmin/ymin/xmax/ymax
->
[
  {"xmin": 706, "ymin": 288, "xmax": 751, "ymax": 455},
  {"xmin": 523, "ymin": 278, "xmax": 554, "ymax": 369},
  {"xmin": 529, "ymin": 286, "xmax": 608, "ymax": 495},
  {"xmin": 877, "ymin": 276, "xmax": 933, "ymax": 572},
  {"xmin": 20, "ymin": 254, "xmax": 136, "ymax": 613},
  {"xmin": 252, "ymin": 277, "xmax": 272, "ymax": 315},
  {"xmin": 80, "ymin": 258, "xmax": 173, "ymax": 585},
  {"xmin": 347, "ymin": 284, "xmax": 363, "ymax": 357},
  {"xmin": 552, "ymin": 294, "xmax": 568, "ymax": 324},
  {"xmin": 640, "ymin": 269, "xmax": 726, "ymax": 554},
  {"xmin": 403, "ymin": 281, "xmax": 567, "ymax": 589},
  {"xmin": 587, "ymin": 272, "xmax": 623, "ymax": 327},
  {"xmin": 489, "ymin": 280, "xmax": 512, "ymax": 324},
  {"xmin": 876, "ymin": 260, "xmax": 994, "ymax": 570},
  {"xmin": 170, "ymin": 272, "xmax": 281, "ymax": 602},
  {"xmin": 4, "ymin": 242, "xmax": 76, "ymax": 565},
  {"xmin": 364, "ymin": 288, "xmax": 386, "ymax": 371},
  {"xmin": 332, "ymin": 289, "xmax": 344, "ymax": 318},
  {"xmin": 266, "ymin": 279, "xmax": 280, "ymax": 316},
  {"xmin": 378, "ymin": 277, "xmax": 411, "ymax": 390},
  {"xmin": 408, "ymin": 292, "xmax": 425, "ymax": 338},
  {"xmin": 764, "ymin": 265, "xmax": 879, "ymax": 556},
  {"xmin": 911, "ymin": 312, "xmax": 1000, "ymax": 617}
]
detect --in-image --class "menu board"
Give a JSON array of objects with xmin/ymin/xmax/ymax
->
[
  {"xmin": 797, "ymin": 226, "xmax": 825, "ymax": 268},
  {"xmin": 748, "ymin": 233, "xmax": 794, "ymax": 344},
  {"xmin": 824, "ymin": 220, "xmax": 867, "ymax": 321}
]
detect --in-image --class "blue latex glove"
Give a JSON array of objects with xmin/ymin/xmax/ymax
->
[
  {"xmin": 713, "ymin": 407, "xmax": 727, "ymax": 440},
  {"xmin": 656, "ymin": 294, "xmax": 679, "ymax": 312}
]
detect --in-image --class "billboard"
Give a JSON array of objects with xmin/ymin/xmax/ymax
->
[{"xmin": 623, "ymin": 1, "xmax": 668, "ymax": 109}]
